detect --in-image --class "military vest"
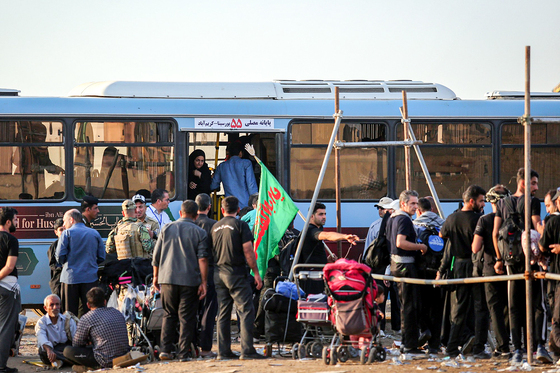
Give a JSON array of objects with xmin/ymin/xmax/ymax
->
[{"xmin": 114, "ymin": 221, "xmax": 147, "ymax": 260}]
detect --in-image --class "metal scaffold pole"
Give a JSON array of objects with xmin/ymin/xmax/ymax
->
[{"xmin": 522, "ymin": 45, "xmax": 534, "ymax": 365}]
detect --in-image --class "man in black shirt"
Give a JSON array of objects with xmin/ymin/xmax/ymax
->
[
  {"xmin": 299, "ymin": 202, "xmax": 359, "ymax": 295},
  {"xmin": 47, "ymin": 218, "xmax": 65, "ymax": 298},
  {"xmin": 211, "ymin": 196, "xmax": 265, "ymax": 360},
  {"xmin": 472, "ymin": 185, "xmax": 511, "ymax": 358},
  {"xmin": 437, "ymin": 185, "xmax": 485, "ymax": 358},
  {"xmin": 0, "ymin": 207, "xmax": 20, "ymax": 373},
  {"xmin": 539, "ymin": 189, "xmax": 560, "ymax": 357},
  {"xmin": 386, "ymin": 190, "xmax": 427, "ymax": 354},
  {"xmin": 195, "ymin": 193, "xmax": 218, "ymax": 358},
  {"xmin": 492, "ymin": 168, "xmax": 548, "ymax": 364}
]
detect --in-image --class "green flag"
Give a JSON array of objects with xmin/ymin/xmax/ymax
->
[{"xmin": 253, "ymin": 159, "xmax": 298, "ymax": 279}]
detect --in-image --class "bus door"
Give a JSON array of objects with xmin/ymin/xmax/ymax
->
[{"xmin": 187, "ymin": 131, "xmax": 283, "ymax": 221}]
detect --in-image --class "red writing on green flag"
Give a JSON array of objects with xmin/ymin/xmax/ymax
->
[{"xmin": 253, "ymin": 160, "xmax": 298, "ymax": 279}]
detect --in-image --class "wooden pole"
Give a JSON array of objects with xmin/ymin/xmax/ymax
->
[
  {"xmin": 523, "ymin": 45, "xmax": 534, "ymax": 365},
  {"xmin": 334, "ymin": 87, "xmax": 342, "ymax": 258},
  {"xmin": 402, "ymin": 91, "xmax": 412, "ymax": 190}
]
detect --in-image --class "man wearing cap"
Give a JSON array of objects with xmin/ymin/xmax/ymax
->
[
  {"xmin": 132, "ymin": 194, "xmax": 159, "ymax": 244},
  {"xmin": 106, "ymin": 200, "xmax": 153, "ymax": 260},
  {"xmin": 146, "ymin": 189, "xmax": 172, "ymax": 232},
  {"xmin": 56, "ymin": 209, "xmax": 105, "ymax": 317},
  {"xmin": 364, "ymin": 197, "xmax": 395, "ymax": 250},
  {"xmin": 81, "ymin": 195, "xmax": 99, "ymax": 228},
  {"xmin": 364, "ymin": 197, "xmax": 400, "ymax": 337},
  {"xmin": 472, "ymin": 185, "xmax": 511, "ymax": 359}
]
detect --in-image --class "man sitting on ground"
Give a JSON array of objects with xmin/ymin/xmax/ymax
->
[
  {"xmin": 35, "ymin": 294, "xmax": 76, "ymax": 368},
  {"xmin": 63, "ymin": 287, "xmax": 129, "ymax": 372}
]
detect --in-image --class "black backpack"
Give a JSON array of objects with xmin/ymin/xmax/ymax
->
[
  {"xmin": 498, "ymin": 196, "xmax": 525, "ymax": 266},
  {"xmin": 279, "ymin": 232, "xmax": 302, "ymax": 276},
  {"xmin": 416, "ymin": 224, "xmax": 445, "ymax": 274},
  {"xmin": 363, "ymin": 213, "xmax": 391, "ymax": 271}
]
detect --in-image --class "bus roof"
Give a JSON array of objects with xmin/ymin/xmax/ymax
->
[{"xmin": 67, "ymin": 80, "xmax": 458, "ymax": 100}]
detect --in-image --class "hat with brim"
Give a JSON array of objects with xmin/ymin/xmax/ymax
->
[{"xmin": 375, "ymin": 197, "xmax": 394, "ymax": 209}]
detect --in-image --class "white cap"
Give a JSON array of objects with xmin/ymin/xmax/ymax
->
[
  {"xmin": 375, "ymin": 197, "xmax": 394, "ymax": 209},
  {"xmin": 388, "ymin": 199, "xmax": 400, "ymax": 211}
]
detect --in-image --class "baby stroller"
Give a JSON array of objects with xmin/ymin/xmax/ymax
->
[
  {"xmin": 321, "ymin": 259, "xmax": 385, "ymax": 365},
  {"xmin": 290, "ymin": 263, "xmax": 335, "ymax": 360},
  {"xmin": 99, "ymin": 258, "xmax": 165, "ymax": 361}
]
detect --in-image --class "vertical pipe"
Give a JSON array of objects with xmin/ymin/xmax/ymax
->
[
  {"xmin": 524, "ymin": 45, "xmax": 533, "ymax": 365},
  {"xmin": 402, "ymin": 91, "xmax": 412, "ymax": 190},
  {"xmin": 334, "ymin": 87, "xmax": 342, "ymax": 257}
]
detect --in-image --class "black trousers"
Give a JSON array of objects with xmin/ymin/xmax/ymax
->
[
  {"xmin": 160, "ymin": 284, "xmax": 199, "ymax": 359},
  {"xmin": 418, "ymin": 271, "xmax": 443, "ymax": 350},
  {"xmin": 507, "ymin": 263, "xmax": 547, "ymax": 350},
  {"xmin": 39, "ymin": 342, "xmax": 72, "ymax": 365},
  {"xmin": 197, "ymin": 266, "xmax": 218, "ymax": 352},
  {"xmin": 61, "ymin": 281, "xmax": 98, "ymax": 318},
  {"xmin": 549, "ymin": 283, "xmax": 560, "ymax": 354},
  {"xmin": 472, "ymin": 282, "xmax": 489, "ymax": 354},
  {"xmin": 63, "ymin": 346, "xmax": 99, "ymax": 368},
  {"xmin": 485, "ymin": 279, "xmax": 510, "ymax": 352},
  {"xmin": 0, "ymin": 287, "xmax": 20, "ymax": 369},
  {"xmin": 446, "ymin": 259, "xmax": 474, "ymax": 356},
  {"xmin": 375, "ymin": 279, "xmax": 401, "ymax": 332},
  {"xmin": 390, "ymin": 261, "xmax": 420, "ymax": 349}
]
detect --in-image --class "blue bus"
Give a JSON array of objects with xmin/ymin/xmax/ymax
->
[{"xmin": 1, "ymin": 80, "xmax": 559, "ymax": 313}]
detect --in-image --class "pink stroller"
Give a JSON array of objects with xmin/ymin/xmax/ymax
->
[{"xmin": 321, "ymin": 259, "xmax": 386, "ymax": 365}]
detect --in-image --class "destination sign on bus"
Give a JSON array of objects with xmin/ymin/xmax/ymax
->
[
  {"xmin": 7, "ymin": 206, "xmax": 123, "ymax": 240},
  {"xmin": 195, "ymin": 118, "xmax": 274, "ymax": 130}
]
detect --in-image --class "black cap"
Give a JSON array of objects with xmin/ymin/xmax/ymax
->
[{"xmin": 83, "ymin": 195, "xmax": 99, "ymax": 205}]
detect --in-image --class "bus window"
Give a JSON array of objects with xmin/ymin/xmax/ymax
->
[
  {"xmin": 500, "ymin": 122, "xmax": 560, "ymax": 193},
  {"xmin": 396, "ymin": 122, "xmax": 492, "ymax": 199},
  {"xmin": 290, "ymin": 122, "xmax": 388, "ymax": 200},
  {"xmin": 73, "ymin": 121, "xmax": 174, "ymax": 199},
  {"xmin": 0, "ymin": 120, "xmax": 65, "ymax": 200}
]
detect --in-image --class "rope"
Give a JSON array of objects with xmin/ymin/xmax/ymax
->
[{"xmin": 371, "ymin": 272, "xmax": 526, "ymax": 286}]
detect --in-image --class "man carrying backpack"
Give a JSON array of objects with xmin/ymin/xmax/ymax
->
[
  {"xmin": 414, "ymin": 197, "xmax": 445, "ymax": 353},
  {"xmin": 492, "ymin": 168, "xmax": 549, "ymax": 364},
  {"xmin": 472, "ymin": 185, "xmax": 512, "ymax": 359},
  {"xmin": 437, "ymin": 185, "xmax": 486, "ymax": 358}
]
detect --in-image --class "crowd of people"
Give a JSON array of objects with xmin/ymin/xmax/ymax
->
[
  {"xmin": 363, "ymin": 167, "xmax": 560, "ymax": 365},
  {"xmin": 3, "ymin": 149, "xmax": 560, "ymax": 373}
]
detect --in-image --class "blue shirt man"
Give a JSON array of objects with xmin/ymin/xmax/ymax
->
[
  {"xmin": 210, "ymin": 142, "xmax": 258, "ymax": 209},
  {"xmin": 56, "ymin": 209, "xmax": 105, "ymax": 317}
]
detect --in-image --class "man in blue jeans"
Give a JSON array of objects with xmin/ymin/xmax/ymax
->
[{"xmin": 211, "ymin": 196, "xmax": 265, "ymax": 360}]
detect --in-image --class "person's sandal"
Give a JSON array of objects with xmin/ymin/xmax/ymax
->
[{"xmin": 159, "ymin": 352, "xmax": 173, "ymax": 360}]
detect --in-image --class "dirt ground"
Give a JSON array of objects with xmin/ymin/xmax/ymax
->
[{"xmin": 11, "ymin": 322, "xmax": 551, "ymax": 373}]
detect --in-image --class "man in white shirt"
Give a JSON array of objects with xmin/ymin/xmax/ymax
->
[
  {"xmin": 35, "ymin": 294, "xmax": 77, "ymax": 367},
  {"xmin": 146, "ymin": 189, "xmax": 172, "ymax": 233}
]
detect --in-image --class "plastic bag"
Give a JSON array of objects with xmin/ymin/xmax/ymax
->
[
  {"xmin": 107, "ymin": 290, "xmax": 119, "ymax": 309},
  {"xmin": 275, "ymin": 281, "xmax": 305, "ymax": 300}
]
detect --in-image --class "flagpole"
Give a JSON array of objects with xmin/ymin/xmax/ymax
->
[{"xmin": 289, "ymin": 110, "xmax": 343, "ymax": 281}]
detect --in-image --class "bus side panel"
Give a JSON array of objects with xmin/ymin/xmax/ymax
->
[{"xmin": 17, "ymin": 241, "xmax": 52, "ymax": 308}]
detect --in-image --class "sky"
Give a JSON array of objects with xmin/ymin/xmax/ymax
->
[{"xmin": 1, "ymin": 0, "xmax": 559, "ymax": 99}]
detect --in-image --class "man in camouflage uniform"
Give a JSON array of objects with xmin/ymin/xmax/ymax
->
[
  {"xmin": 106, "ymin": 200, "xmax": 153, "ymax": 260},
  {"xmin": 133, "ymin": 194, "xmax": 159, "ymax": 245}
]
